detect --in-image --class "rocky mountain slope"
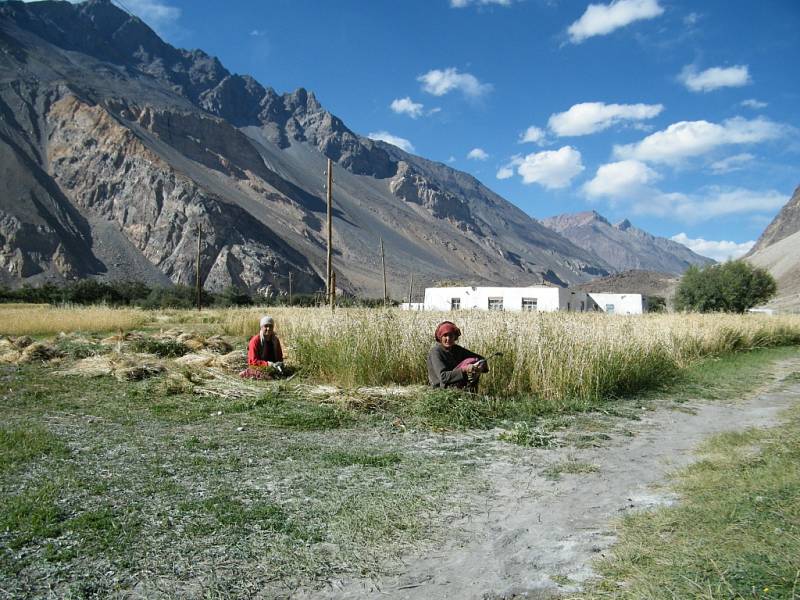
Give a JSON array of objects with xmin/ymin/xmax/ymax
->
[
  {"xmin": 573, "ymin": 270, "xmax": 680, "ymax": 305},
  {"xmin": 0, "ymin": 0, "xmax": 610, "ymax": 297},
  {"xmin": 542, "ymin": 211, "xmax": 714, "ymax": 275},
  {"xmin": 745, "ymin": 185, "xmax": 800, "ymax": 311}
]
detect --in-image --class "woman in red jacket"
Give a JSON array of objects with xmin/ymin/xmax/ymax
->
[{"xmin": 240, "ymin": 315, "xmax": 284, "ymax": 379}]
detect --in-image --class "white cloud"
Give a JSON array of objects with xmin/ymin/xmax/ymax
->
[
  {"xmin": 496, "ymin": 165, "xmax": 515, "ymax": 179},
  {"xmin": 613, "ymin": 117, "xmax": 785, "ymax": 165},
  {"xmin": 567, "ymin": 0, "xmax": 664, "ymax": 44},
  {"xmin": 683, "ymin": 12, "xmax": 701, "ymax": 26},
  {"xmin": 467, "ymin": 148, "xmax": 489, "ymax": 161},
  {"xmin": 671, "ymin": 233, "xmax": 754, "ymax": 261},
  {"xmin": 680, "ymin": 65, "xmax": 751, "ymax": 92},
  {"xmin": 519, "ymin": 125, "xmax": 546, "ymax": 144},
  {"xmin": 367, "ymin": 131, "xmax": 415, "ymax": 153},
  {"xmin": 710, "ymin": 153, "xmax": 755, "ymax": 174},
  {"xmin": 447, "ymin": 156, "xmax": 457, "ymax": 163},
  {"xmin": 741, "ymin": 98, "xmax": 768, "ymax": 110},
  {"xmin": 634, "ymin": 187, "xmax": 787, "ymax": 222},
  {"xmin": 418, "ymin": 68, "xmax": 492, "ymax": 98},
  {"xmin": 249, "ymin": 29, "xmax": 265, "ymax": 37},
  {"xmin": 548, "ymin": 101, "xmax": 663, "ymax": 137},
  {"xmin": 121, "ymin": 0, "xmax": 181, "ymax": 29},
  {"xmin": 583, "ymin": 160, "xmax": 661, "ymax": 199},
  {"xmin": 390, "ymin": 97, "xmax": 424, "ymax": 119},
  {"xmin": 450, "ymin": 0, "xmax": 512, "ymax": 6},
  {"xmin": 515, "ymin": 146, "xmax": 584, "ymax": 189}
]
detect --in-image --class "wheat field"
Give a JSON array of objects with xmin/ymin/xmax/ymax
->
[{"xmin": 3, "ymin": 304, "xmax": 799, "ymax": 406}]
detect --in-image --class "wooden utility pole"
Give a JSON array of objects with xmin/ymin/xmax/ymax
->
[
  {"xmin": 330, "ymin": 271, "xmax": 336, "ymax": 312},
  {"xmin": 380, "ymin": 237, "xmax": 387, "ymax": 308},
  {"xmin": 408, "ymin": 272, "xmax": 413, "ymax": 305},
  {"xmin": 288, "ymin": 272, "xmax": 293, "ymax": 306},
  {"xmin": 326, "ymin": 158, "xmax": 333, "ymax": 304},
  {"xmin": 195, "ymin": 223, "xmax": 202, "ymax": 311}
]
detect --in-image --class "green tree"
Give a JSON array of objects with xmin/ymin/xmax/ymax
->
[{"xmin": 674, "ymin": 261, "xmax": 777, "ymax": 313}]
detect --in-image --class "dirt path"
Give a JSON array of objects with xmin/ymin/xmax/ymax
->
[{"xmin": 300, "ymin": 358, "xmax": 800, "ymax": 600}]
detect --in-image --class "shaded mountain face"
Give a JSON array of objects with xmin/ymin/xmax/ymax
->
[
  {"xmin": 747, "ymin": 185, "xmax": 800, "ymax": 255},
  {"xmin": 542, "ymin": 211, "xmax": 714, "ymax": 275},
  {"xmin": 745, "ymin": 185, "xmax": 800, "ymax": 311},
  {"xmin": 0, "ymin": 0, "xmax": 610, "ymax": 296}
]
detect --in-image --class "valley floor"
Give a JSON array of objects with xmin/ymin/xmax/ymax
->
[{"xmin": 1, "ymin": 346, "xmax": 799, "ymax": 599}]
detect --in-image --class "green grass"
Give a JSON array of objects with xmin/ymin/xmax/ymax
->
[
  {"xmin": 543, "ymin": 458, "xmax": 600, "ymax": 480},
  {"xmin": 579, "ymin": 407, "xmax": 800, "ymax": 599},
  {"xmin": 0, "ymin": 364, "xmax": 474, "ymax": 597},
  {"xmin": 0, "ymin": 426, "xmax": 70, "ymax": 475}
]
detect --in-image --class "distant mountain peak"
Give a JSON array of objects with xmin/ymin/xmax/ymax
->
[
  {"xmin": 541, "ymin": 210, "xmax": 714, "ymax": 275},
  {"xmin": 615, "ymin": 218, "xmax": 633, "ymax": 231},
  {"xmin": 541, "ymin": 210, "xmax": 609, "ymax": 232}
]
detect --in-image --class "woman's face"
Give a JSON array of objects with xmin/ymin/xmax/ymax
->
[
  {"xmin": 440, "ymin": 332, "xmax": 457, "ymax": 349},
  {"xmin": 261, "ymin": 323, "xmax": 274, "ymax": 339}
]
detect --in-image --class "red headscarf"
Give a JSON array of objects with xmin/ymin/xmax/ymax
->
[{"xmin": 434, "ymin": 321, "xmax": 461, "ymax": 342}]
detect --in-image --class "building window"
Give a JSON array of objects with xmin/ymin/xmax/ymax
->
[
  {"xmin": 580, "ymin": 300, "xmax": 585, "ymax": 311},
  {"xmin": 521, "ymin": 297, "xmax": 538, "ymax": 312},
  {"xmin": 567, "ymin": 302, "xmax": 571, "ymax": 311},
  {"xmin": 450, "ymin": 297, "xmax": 461, "ymax": 310},
  {"xmin": 605, "ymin": 304, "xmax": 615, "ymax": 314},
  {"xmin": 488, "ymin": 297, "xmax": 504, "ymax": 311}
]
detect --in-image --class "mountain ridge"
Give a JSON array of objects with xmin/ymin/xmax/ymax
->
[
  {"xmin": 1, "ymin": 0, "xmax": 613, "ymax": 296},
  {"xmin": 542, "ymin": 210, "xmax": 714, "ymax": 275}
]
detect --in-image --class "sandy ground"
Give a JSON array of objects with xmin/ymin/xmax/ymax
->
[{"xmin": 297, "ymin": 358, "xmax": 800, "ymax": 600}]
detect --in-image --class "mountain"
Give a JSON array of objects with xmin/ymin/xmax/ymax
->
[
  {"xmin": 0, "ymin": 0, "xmax": 610, "ymax": 297},
  {"xmin": 573, "ymin": 270, "xmax": 680, "ymax": 305},
  {"xmin": 745, "ymin": 185, "xmax": 800, "ymax": 312},
  {"xmin": 541, "ymin": 211, "xmax": 714, "ymax": 275}
]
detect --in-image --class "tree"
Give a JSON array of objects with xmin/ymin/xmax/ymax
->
[{"xmin": 674, "ymin": 261, "xmax": 777, "ymax": 313}]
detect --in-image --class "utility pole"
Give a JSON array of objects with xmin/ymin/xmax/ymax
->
[
  {"xmin": 195, "ymin": 223, "xmax": 202, "ymax": 311},
  {"xmin": 330, "ymin": 271, "xmax": 336, "ymax": 312},
  {"xmin": 408, "ymin": 272, "xmax": 413, "ymax": 305},
  {"xmin": 380, "ymin": 237, "xmax": 387, "ymax": 308},
  {"xmin": 288, "ymin": 272, "xmax": 293, "ymax": 306},
  {"xmin": 326, "ymin": 158, "xmax": 333, "ymax": 305}
]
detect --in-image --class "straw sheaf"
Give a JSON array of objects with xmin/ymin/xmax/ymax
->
[{"xmin": 57, "ymin": 352, "xmax": 165, "ymax": 381}]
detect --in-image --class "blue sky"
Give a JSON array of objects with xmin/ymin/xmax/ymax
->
[{"xmin": 63, "ymin": 0, "xmax": 800, "ymax": 260}]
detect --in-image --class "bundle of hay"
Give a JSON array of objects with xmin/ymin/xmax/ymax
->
[
  {"xmin": 205, "ymin": 335, "xmax": 233, "ymax": 354},
  {"xmin": 211, "ymin": 350, "xmax": 247, "ymax": 371},
  {"xmin": 12, "ymin": 336, "xmax": 34, "ymax": 349},
  {"xmin": 173, "ymin": 352, "xmax": 216, "ymax": 367},
  {"xmin": 18, "ymin": 342, "xmax": 63, "ymax": 364},
  {"xmin": 100, "ymin": 331, "xmax": 144, "ymax": 346},
  {"xmin": 57, "ymin": 352, "xmax": 164, "ymax": 381},
  {"xmin": 191, "ymin": 369, "xmax": 263, "ymax": 399},
  {"xmin": 176, "ymin": 332, "xmax": 206, "ymax": 351}
]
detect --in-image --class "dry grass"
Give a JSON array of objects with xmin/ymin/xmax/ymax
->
[
  {"xmin": 4, "ymin": 305, "xmax": 800, "ymax": 405},
  {"xmin": 0, "ymin": 305, "xmax": 147, "ymax": 336}
]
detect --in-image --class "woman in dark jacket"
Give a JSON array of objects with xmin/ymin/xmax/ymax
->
[{"xmin": 426, "ymin": 321, "xmax": 488, "ymax": 392}]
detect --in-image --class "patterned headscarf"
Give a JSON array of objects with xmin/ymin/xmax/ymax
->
[{"xmin": 434, "ymin": 321, "xmax": 461, "ymax": 342}]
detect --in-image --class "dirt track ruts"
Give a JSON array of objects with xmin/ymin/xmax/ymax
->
[{"xmin": 296, "ymin": 358, "xmax": 800, "ymax": 600}]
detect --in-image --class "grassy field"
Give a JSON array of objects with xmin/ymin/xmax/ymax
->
[
  {"xmin": 578, "ymin": 402, "xmax": 800, "ymax": 599},
  {"xmin": 3, "ymin": 305, "xmax": 799, "ymax": 406},
  {"xmin": 1, "ymin": 306, "xmax": 799, "ymax": 597}
]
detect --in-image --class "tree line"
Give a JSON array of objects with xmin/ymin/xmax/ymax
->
[{"xmin": 0, "ymin": 280, "xmax": 390, "ymax": 309}]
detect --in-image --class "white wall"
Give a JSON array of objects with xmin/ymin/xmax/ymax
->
[
  {"xmin": 424, "ymin": 286, "xmax": 589, "ymax": 312},
  {"xmin": 588, "ymin": 293, "xmax": 644, "ymax": 315}
]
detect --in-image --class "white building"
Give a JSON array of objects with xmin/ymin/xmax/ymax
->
[
  {"xmin": 422, "ymin": 286, "xmax": 598, "ymax": 312},
  {"xmin": 587, "ymin": 293, "xmax": 645, "ymax": 315}
]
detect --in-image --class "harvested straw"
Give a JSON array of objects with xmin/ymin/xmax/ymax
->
[
  {"xmin": 211, "ymin": 350, "xmax": 247, "ymax": 370},
  {"xmin": 19, "ymin": 342, "xmax": 63, "ymax": 364},
  {"xmin": 57, "ymin": 352, "xmax": 164, "ymax": 381},
  {"xmin": 174, "ymin": 352, "xmax": 216, "ymax": 367},
  {"xmin": 205, "ymin": 335, "xmax": 233, "ymax": 354}
]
